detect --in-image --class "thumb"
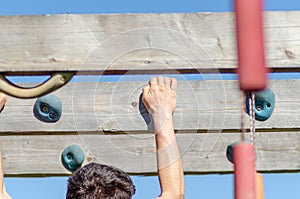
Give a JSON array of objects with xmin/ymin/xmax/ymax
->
[{"xmin": 142, "ymin": 85, "xmax": 151, "ymax": 111}]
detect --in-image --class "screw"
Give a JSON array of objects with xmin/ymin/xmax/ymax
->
[{"xmin": 131, "ymin": 101, "xmax": 137, "ymax": 107}]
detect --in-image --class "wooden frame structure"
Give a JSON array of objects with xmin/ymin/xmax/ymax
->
[{"xmin": 0, "ymin": 11, "xmax": 300, "ymax": 176}]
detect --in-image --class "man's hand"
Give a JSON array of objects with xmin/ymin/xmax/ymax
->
[
  {"xmin": 142, "ymin": 76, "xmax": 177, "ymax": 133},
  {"xmin": 0, "ymin": 93, "xmax": 7, "ymax": 113},
  {"xmin": 0, "ymin": 152, "xmax": 12, "ymax": 199}
]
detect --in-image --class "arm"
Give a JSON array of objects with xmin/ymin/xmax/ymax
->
[
  {"xmin": 0, "ymin": 94, "xmax": 11, "ymax": 198},
  {"xmin": 0, "ymin": 152, "xmax": 12, "ymax": 199},
  {"xmin": 142, "ymin": 76, "xmax": 184, "ymax": 199}
]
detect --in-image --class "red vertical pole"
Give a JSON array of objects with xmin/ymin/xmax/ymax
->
[
  {"xmin": 234, "ymin": 0, "xmax": 267, "ymax": 91},
  {"xmin": 234, "ymin": 0, "xmax": 266, "ymax": 198},
  {"xmin": 233, "ymin": 142, "xmax": 256, "ymax": 199}
]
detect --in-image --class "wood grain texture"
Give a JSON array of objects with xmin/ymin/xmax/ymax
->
[
  {"xmin": 0, "ymin": 132, "xmax": 299, "ymax": 176},
  {"xmin": 0, "ymin": 79, "xmax": 299, "ymax": 175},
  {"xmin": 1, "ymin": 79, "xmax": 300, "ymax": 133},
  {"xmin": 0, "ymin": 11, "xmax": 299, "ymax": 73}
]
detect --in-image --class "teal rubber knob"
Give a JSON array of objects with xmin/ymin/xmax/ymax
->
[
  {"xmin": 226, "ymin": 140, "xmax": 251, "ymax": 164},
  {"xmin": 33, "ymin": 94, "xmax": 62, "ymax": 123},
  {"xmin": 246, "ymin": 88, "xmax": 275, "ymax": 121},
  {"xmin": 226, "ymin": 142, "xmax": 236, "ymax": 164},
  {"xmin": 61, "ymin": 145, "xmax": 85, "ymax": 172}
]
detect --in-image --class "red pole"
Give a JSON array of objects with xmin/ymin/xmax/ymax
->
[
  {"xmin": 233, "ymin": 142, "xmax": 256, "ymax": 199},
  {"xmin": 234, "ymin": 0, "xmax": 267, "ymax": 91}
]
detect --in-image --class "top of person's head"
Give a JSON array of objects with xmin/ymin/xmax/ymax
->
[{"xmin": 66, "ymin": 162, "xmax": 135, "ymax": 199}]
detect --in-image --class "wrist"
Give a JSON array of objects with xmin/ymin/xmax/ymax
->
[
  {"xmin": 151, "ymin": 112, "xmax": 172, "ymax": 122},
  {"xmin": 152, "ymin": 116, "xmax": 174, "ymax": 135}
]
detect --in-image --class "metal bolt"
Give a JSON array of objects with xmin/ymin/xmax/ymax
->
[{"xmin": 131, "ymin": 101, "xmax": 137, "ymax": 107}]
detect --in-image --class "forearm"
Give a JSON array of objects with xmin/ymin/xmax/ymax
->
[{"xmin": 154, "ymin": 117, "xmax": 184, "ymax": 199}]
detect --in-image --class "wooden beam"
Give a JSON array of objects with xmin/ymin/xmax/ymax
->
[
  {"xmin": 0, "ymin": 79, "xmax": 299, "ymax": 133},
  {"xmin": 0, "ymin": 11, "xmax": 300, "ymax": 74},
  {"xmin": 1, "ymin": 132, "xmax": 299, "ymax": 176}
]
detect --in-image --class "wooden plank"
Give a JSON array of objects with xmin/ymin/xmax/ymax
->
[
  {"xmin": 0, "ymin": 11, "xmax": 300, "ymax": 73},
  {"xmin": 1, "ymin": 132, "xmax": 299, "ymax": 176},
  {"xmin": 1, "ymin": 79, "xmax": 300, "ymax": 133}
]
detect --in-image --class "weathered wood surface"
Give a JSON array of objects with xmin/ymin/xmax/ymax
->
[
  {"xmin": 0, "ymin": 11, "xmax": 300, "ymax": 73},
  {"xmin": 1, "ymin": 132, "xmax": 299, "ymax": 176},
  {"xmin": 1, "ymin": 11, "xmax": 299, "ymax": 176},
  {"xmin": 0, "ymin": 79, "xmax": 297, "ymax": 132},
  {"xmin": 0, "ymin": 79, "xmax": 299, "ymax": 133}
]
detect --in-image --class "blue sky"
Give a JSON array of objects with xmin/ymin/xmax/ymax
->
[
  {"xmin": 0, "ymin": 0, "xmax": 300, "ymax": 15},
  {"xmin": 1, "ymin": 0, "xmax": 300, "ymax": 199}
]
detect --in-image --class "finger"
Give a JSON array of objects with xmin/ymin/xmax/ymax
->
[
  {"xmin": 0, "ymin": 105, "xmax": 4, "ymax": 114},
  {"xmin": 170, "ymin": 78, "xmax": 177, "ymax": 92},
  {"xmin": 142, "ymin": 86, "xmax": 151, "ymax": 110},
  {"xmin": 157, "ymin": 76, "xmax": 164, "ymax": 86},
  {"xmin": 0, "ymin": 95, "xmax": 6, "ymax": 114},
  {"xmin": 0, "ymin": 93, "xmax": 7, "ymax": 99},
  {"xmin": 150, "ymin": 77, "xmax": 157, "ymax": 86},
  {"xmin": 142, "ymin": 85, "xmax": 150, "ymax": 96},
  {"xmin": 164, "ymin": 77, "xmax": 171, "ymax": 88}
]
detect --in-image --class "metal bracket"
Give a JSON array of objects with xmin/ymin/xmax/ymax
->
[{"xmin": 0, "ymin": 72, "xmax": 74, "ymax": 99}]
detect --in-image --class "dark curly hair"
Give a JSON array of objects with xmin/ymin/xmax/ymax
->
[{"xmin": 66, "ymin": 163, "xmax": 135, "ymax": 199}]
